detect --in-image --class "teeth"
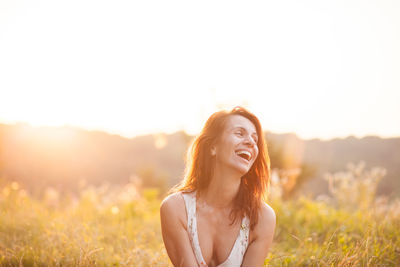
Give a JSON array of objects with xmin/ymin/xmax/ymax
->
[{"xmin": 236, "ymin": 150, "xmax": 251, "ymax": 161}]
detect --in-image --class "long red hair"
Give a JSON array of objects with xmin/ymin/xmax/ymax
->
[{"xmin": 171, "ymin": 106, "xmax": 270, "ymax": 229}]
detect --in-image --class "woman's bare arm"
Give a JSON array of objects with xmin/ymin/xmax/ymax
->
[
  {"xmin": 241, "ymin": 203, "xmax": 276, "ymax": 267},
  {"xmin": 160, "ymin": 192, "xmax": 199, "ymax": 267}
]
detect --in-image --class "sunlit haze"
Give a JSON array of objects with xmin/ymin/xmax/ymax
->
[{"xmin": 1, "ymin": 0, "xmax": 399, "ymax": 140}]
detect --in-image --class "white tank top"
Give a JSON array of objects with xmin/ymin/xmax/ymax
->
[{"xmin": 181, "ymin": 191, "xmax": 250, "ymax": 267}]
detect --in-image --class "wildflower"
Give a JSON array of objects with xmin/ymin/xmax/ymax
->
[
  {"xmin": 11, "ymin": 182, "xmax": 19, "ymax": 190},
  {"xmin": 111, "ymin": 206, "xmax": 120, "ymax": 214}
]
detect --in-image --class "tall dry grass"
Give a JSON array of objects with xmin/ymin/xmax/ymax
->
[
  {"xmin": 0, "ymin": 162, "xmax": 399, "ymax": 266},
  {"xmin": 0, "ymin": 180, "xmax": 169, "ymax": 266}
]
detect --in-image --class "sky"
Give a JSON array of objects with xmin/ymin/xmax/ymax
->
[{"xmin": 1, "ymin": 0, "xmax": 399, "ymax": 140}]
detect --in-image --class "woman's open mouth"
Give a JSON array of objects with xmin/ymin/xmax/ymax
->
[{"xmin": 235, "ymin": 150, "xmax": 252, "ymax": 162}]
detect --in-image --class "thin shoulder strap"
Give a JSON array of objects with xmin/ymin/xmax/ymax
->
[
  {"xmin": 181, "ymin": 191, "xmax": 196, "ymax": 221},
  {"xmin": 181, "ymin": 191, "xmax": 208, "ymax": 266}
]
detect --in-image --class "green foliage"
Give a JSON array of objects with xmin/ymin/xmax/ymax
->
[
  {"xmin": 266, "ymin": 197, "xmax": 400, "ymax": 266},
  {"xmin": 324, "ymin": 161, "xmax": 387, "ymax": 211},
  {"xmin": 0, "ymin": 179, "xmax": 399, "ymax": 266},
  {"xmin": 0, "ymin": 183, "xmax": 170, "ymax": 266}
]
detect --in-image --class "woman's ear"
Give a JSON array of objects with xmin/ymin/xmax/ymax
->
[{"xmin": 211, "ymin": 146, "xmax": 216, "ymax": 156}]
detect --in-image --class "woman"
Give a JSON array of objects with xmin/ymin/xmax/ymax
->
[{"xmin": 160, "ymin": 107, "xmax": 276, "ymax": 267}]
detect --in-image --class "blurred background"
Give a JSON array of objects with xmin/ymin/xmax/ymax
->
[
  {"xmin": 0, "ymin": 0, "xmax": 399, "ymax": 266},
  {"xmin": 1, "ymin": 0, "xmax": 400, "ymax": 200}
]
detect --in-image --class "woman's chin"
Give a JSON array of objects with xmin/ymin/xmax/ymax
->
[
  {"xmin": 225, "ymin": 160, "xmax": 252, "ymax": 176},
  {"xmin": 234, "ymin": 165, "xmax": 251, "ymax": 176}
]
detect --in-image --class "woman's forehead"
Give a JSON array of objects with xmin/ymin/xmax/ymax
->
[{"xmin": 225, "ymin": 115, "xmax": 257, "ymax": 133}]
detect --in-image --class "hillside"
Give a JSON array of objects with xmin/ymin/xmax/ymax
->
[{"xmin": 0, "ymin": 123, "xmax": 399, "ymax": 197}]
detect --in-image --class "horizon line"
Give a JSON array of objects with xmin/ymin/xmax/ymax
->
[{"xmin": 1, "ymin": 120, "xmax": 399, "ymax": 142}]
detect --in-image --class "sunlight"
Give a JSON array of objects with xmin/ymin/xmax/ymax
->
[
  {"xmin": 154, "ymin": 134, "xmax": 167, "ymax": 150},
  {"xmin": 1, "ymin": 0, "xmax": 399, "ymax": 140},
  {"xmin": 12, "ymin": 123, "xmax": 78, "ymax": 151}
]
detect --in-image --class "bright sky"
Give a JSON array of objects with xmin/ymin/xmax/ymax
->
[{"xmin": 1, "ymin": 0, "xmax": 399, "ymax": 140}]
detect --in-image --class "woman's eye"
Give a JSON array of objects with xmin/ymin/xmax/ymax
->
[{"xmin": 235, "ymin": 132, "xmax": 243, "ymax": 136}]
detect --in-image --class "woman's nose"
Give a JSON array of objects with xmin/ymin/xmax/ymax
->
[{"xmin": 244, "ymin": 135, "xmax": 256, "ymax": 146}]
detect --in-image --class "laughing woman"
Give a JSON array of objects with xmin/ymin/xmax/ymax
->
[{"xmin": 160, "ymin": 107, "xmax": 276, "ymax": 267}]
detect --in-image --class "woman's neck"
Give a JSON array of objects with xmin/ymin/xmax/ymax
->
[{"xmin": 199, "ymin": 165, "xmax": 242, "ymax": 210}]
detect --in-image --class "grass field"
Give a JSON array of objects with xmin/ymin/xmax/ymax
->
[{"xmin": 0, "ymin": 178, "xmax": 399, "ymax": 266}]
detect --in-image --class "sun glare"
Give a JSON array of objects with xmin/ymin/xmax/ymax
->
[
  {"xmin": 0, "ymin": 0, "xmax": 399, "ymax": 140},
  {"xmin": 13, "ymin": 123, "xmax": 78, "ymax": 148}
]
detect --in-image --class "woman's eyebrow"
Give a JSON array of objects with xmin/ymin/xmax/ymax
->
[
  {"xmin": 233, "ymin": 126, "xmax": 258, "ymax": 136},
  {"xmin": 233, "ymin": 126, "xmax": 246, "ymax": 132}
]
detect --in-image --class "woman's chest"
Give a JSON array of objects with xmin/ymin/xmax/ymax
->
[{"xmin": 196, "ymin": 208, "xmax": 242, "ymax": 265}]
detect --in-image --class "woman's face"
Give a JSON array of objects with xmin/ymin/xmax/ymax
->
[{"xmin": 212, "ymin": 115, "xmax": 259, "ymax": 176}]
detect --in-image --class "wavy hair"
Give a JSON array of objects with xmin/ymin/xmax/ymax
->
[{"xmin": 171, "ymin": 106, "xmax": 270, "ymax": 229}]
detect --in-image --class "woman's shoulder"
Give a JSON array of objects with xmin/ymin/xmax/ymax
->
[
  {"xmin": 259, "ymin": 202, "xmax": 276, "ymax": 222},
  {"xmin": 161, "ymin": 192, "xmax": 184, "ymax": 210},
  {"xmin": 160, "ymin": 192, "xmax": 187, "ymax": 224},
  {"xmin": 251, "ymin": 202, "xmax": 276, "ymax": 239}
]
